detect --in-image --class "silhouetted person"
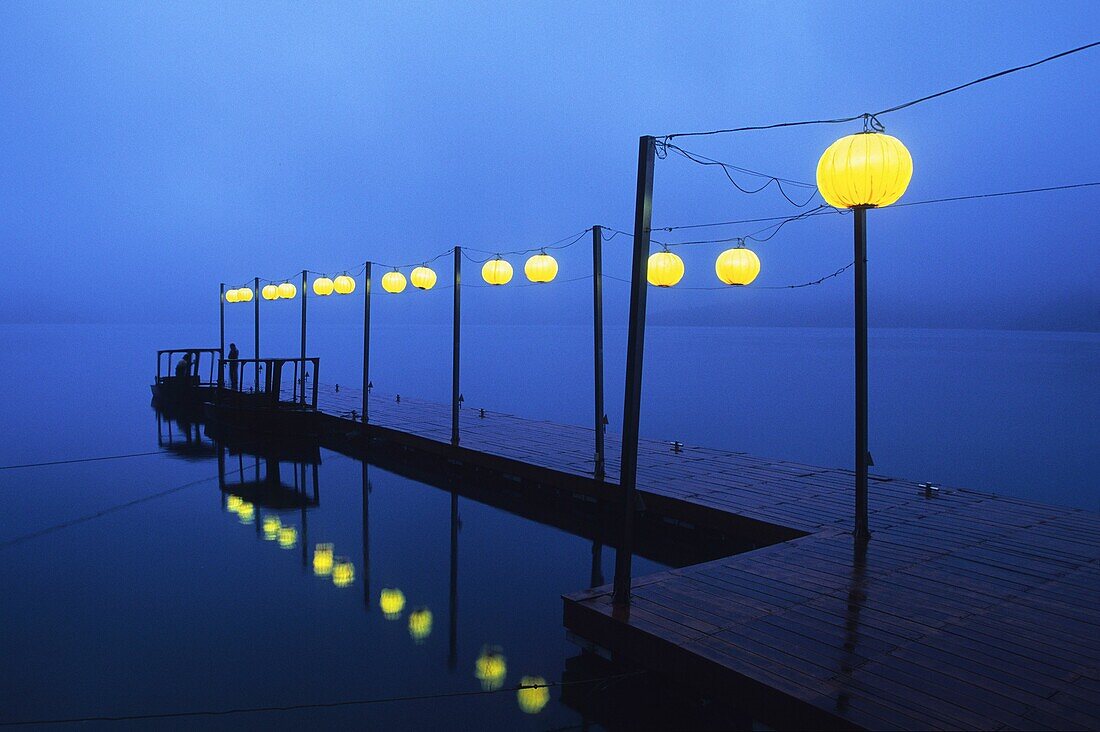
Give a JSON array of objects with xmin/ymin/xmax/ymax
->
[
  {"xmin": 175, "ymin": 352, "xmax": 192, "ymax": 382},
  {"xmin": 227, "ymin": 343, "xmax": 239, "ymax": 391}
]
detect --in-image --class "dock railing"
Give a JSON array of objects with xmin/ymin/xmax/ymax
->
[
  {"xmin": 217, "ymin": 356, "xmax": 320, "ymax": 410},
  {"xmin": 156, "ymin": 347, "xmax": 222, "ymax": 387}
]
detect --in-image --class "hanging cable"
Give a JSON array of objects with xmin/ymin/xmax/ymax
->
[
  {"xmin": 0, "ymin": 450, "xmax": 165, "ymax": 471},
  {"xmin": 660, "ymin": 41, "xmax": 1100, "ymax": 141},
  {"xmin": 657, "ymin": 142, "xmax": 819, "ymax": 207}
]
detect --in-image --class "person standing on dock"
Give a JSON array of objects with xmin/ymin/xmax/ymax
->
[
  {"xmin": 227, "ymin": 343, "xmax": 239, "ymax": 391},
  {"xmin": 175, "ymin": 351, "xmax": 192, "ymax": 382}
]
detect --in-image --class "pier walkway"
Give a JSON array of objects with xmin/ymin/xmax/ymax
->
[{"xmin": 312, "ymin": 384, "xmax": 1100, "ymax": 731}]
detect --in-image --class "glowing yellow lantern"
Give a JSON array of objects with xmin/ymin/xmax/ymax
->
[
  {"xmin": 277, "ymin": 282, "xmax": 297, "ymax": 299},
  {"xmin": 475, "ymin": 647, "xmax": 507, "ymax": 691},
  {"xmin": 262, "ymin": 514, "xmax": 282, "ymax": 540},
  {"xmin": 226, "ymin": 494, "xmax": 243, "ymax": 512},
  {"xmin": 237, "ymin": 501, "xmax": 255, "ymax": 524},
  {"xmin": 381, "ymin": 270, "xmax": 407, "ymax": 294},
  {"xmin": 333, "ymin": 274, "xmax": 356, "ymax": 295},
  {"xmin": 408, "ymin": 608, "xmax": 433, "ymax": 643},
  {"xmin": 313, "ymin": 543, "xmax": 334, "ymax": 576},
  {"xmin": 816, "ymin": 132, "xmax": 913, "ymax": 209},
  {"xmin": 312, "ymin": 277, "xmax": 334, "ymax": 296},
  {"xmin": 524, "ymin": 253, "xmax": 558, "ymax": 283},
  {"xmin": 517, "ymin": 676, "xmax": 550, "ymax": 714},
  {"xmin": 647, "ymin": 250, "xmax": 685, "ymax": 287},
  {"xmin": 277, "ymin": 525, "xmax": 298, "ymax": 549},
  {"xmin": 237, "ymin": 287, "xmax": 254, "ymax": 303},
  {"xmin": 332, "ymin": 557, "xmax": 355, "ymax": 588},
  {"xmin": 715, "ymin": 245, "xmax": 761, "ymax": 286},
  {"xmin": 410, "ymin": 266, "xmax": 437, "ymax": 291},
  {"xmin": 379, "ymin": 587, "xmax": 406, "ymax": 619},
  {"xmin": 225, "ymin": 289, "xmax": 239, "ymax": 303},
  {"xmin": 481, "ymin": 257, "xmax": 513, "ymax": 286},
  {"xmin": 261, "ymin": 284, "xmax": 279, "ymax": 301}
]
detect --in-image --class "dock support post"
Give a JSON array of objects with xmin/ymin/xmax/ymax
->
[
  {"xmin": 253, "ymin": 276, "xmax": 260, "ymax": 390},
  {"xmin": 854, "ymin": 207, "xmax": 870, "ymax": 542},
  {"xmin": 218, "ymin": 283, "xmax": 225, "ymax": 388},
  {"xmin": 613, "ymin": 135, "xmax": 656, "ymax": 607},
  {"xmin": 362, "ymin": 261, "xmax": 372, "ymax": 427},
  {"xmin": 592, "ymin": 225, "xmax": 606, "ymax": 481},
  {"xmin": 300, "ymin": 269, "xmax": 307, "ymax": 404},
  {"xmin": 452, "ymin": 247, "xmax": 461, "ymax": 446}
]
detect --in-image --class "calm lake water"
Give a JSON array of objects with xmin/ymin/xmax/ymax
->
[{"xmin": 1, "ymin": 323, "xmax": 1097, "ymax": 728}]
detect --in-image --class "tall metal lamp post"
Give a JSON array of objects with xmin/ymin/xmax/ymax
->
[{"xmin": 816, "ymin": 125, "xmax": 913, "ymax": 542}]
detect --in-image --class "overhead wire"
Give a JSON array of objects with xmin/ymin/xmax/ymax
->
[{"xmin": 658, "ymin": 142, "xmax": 820, "ymax": 207}]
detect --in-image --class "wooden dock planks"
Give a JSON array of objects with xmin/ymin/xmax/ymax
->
[{"xmin": 314, "ymin": 384, "xmax": 1100, "ymax": 731}]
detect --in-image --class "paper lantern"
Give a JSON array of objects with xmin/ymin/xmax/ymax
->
[
  {"xmin": 312, "ymin": 277, "xmax": 334, "ymax": 296},
  {"xmin": 333, "ymin": 275, "xmax": 356, "ymax": 295},
  {"xmin": 816, "ymin": 132, "xmax": 913, "ymax": 209},
  {"xmin": 313, "ymin": 543, "xmax": 334, "ymax": 576},
  {"xmin": 408, "ymin": 608, "xmax": 433, "ymax": 643},
  {"xmin": 715, "ymin": 246, "xmax": 761, "ymax": 286},
  {"xmin": 261, "ymin": 284, "xmax": 279, "ymax": 301},
  {"xmin": 517, "ymin": 676, "xmax": 550, "ymax": 714},
  {"xmin": 237, "ymin": 287, "xmax": 254, "ymax": 303},
  {"xmin": 481, "ymin": 258, "xmax": 513, "ymax": 286},
  {"xmin": 410, "ymin": 266, "xmax": 437, "ymax": 291},
  {"xmin": 647, "ymin": 250, "xmax": 685, "ymax": 287},
  {"xmin": 524, "ymin": 253, "xmax": 558, "ymax": 283},
  {"xmin": 277, "ymin": 282, "xmax": 297, "ymax": 299},
  {"xmin": 225, "ymin": 289, "xmax": 240, "ymax": 303},
  {"xmin": 332, "ymin": 557, "xmax": 355, "ymax": 588},
  {"xmin": 379, "ymin": 587, "xmax": 406, "ymax": 619},
  {"xmin": 381, "ymin": 270, "xmax": 407, "ymax": 294},
  {"xmin": 475, "ymin": 647, "xmax": 507, "ymax": 691}
]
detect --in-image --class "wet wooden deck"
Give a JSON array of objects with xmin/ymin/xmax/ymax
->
[{"xmin": 314, "ymin": 384, "xmax": 1100, "ymax": 731}]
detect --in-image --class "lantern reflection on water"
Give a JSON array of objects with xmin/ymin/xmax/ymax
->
[
  {"xmin": 517, "ymin": 676, "xmax": 550, "ymax": 714},
  {"xmin": 379, "ymin": 588, "xmax": 405, "ymax": 619},
  {"xmin": 475, "ymin": 646, "xmax": 507, "ymax": 691},
  {"xmin": 332, "ymin": 557, "xmax": 355, "ymax": 588},
  {"xmin": 408, "ymin": 608, "xmax": 433, "ymax": 643},
  {"xmin": 277, "ymin": 525, "xmax": 298, "ymax": 549},
  {"xmin": 313, "ymin": 543, "xmax": 334, "ymax": 576},
  {"xmin": 236, "ymin": 501, "xmax": 255, "ymax": 524},
  {"xmin": 262, "ymin": 514, "xmax": 281, "ymax": 541},
  {"xmin": 226, "ymin": 495, "xmax": 243, "ymax": 513}
]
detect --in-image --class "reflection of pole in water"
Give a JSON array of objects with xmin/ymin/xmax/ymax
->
[
  {"xmin": 362, "ymin": 461, "xmax": 370, "ymax": 609},
  {"xmin": 448, "ymin": 490, "xmax": 459, "ymax": 671},
  {"xmin": 590, "ymin": 541, "xmax": 604, "ymax": 588},
  {"xmin": 217, "ymin": 442, "xmax": 226, "ymax": 507}
]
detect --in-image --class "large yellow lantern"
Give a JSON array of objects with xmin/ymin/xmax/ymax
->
[
  {"xmin": 225, "ymin": 289, "xmax": 240, "ymax": 303},
  {"xmin": 524, "ymin": 253, "xmax": 558, "ymax": 283},
  {"xmin": 333, "ymin": 274, "xmax": 356, "ymax": 295},
  {"xmin": 277, "ymin": 525, "xmax": 298, "ymax": 549},
  {"xmin": 277, "ymin": 282, "xmax": 297, "ymax": 299},
  {"xmin": 313, "ymin": 543, "xmax": 334, "ymax": 576},
  {"xmin": 332, "ymin": 557, "xmax": 355, "ymax": 588},
  {"xmin": 475, "ymin": 647, "xmax": 507, "ymax": 691},
  {"xmin": 237, "ymin": 287, "xmax": 254, "ymax": 303},
  {"xmin": 261, "ymin": 284, "xmax": 280, "ymax": 301},
  {"xmin": 408, "ymin": 608, "xmax": 433, "ymax": 643},
  {"xmin": 410, "ymin": 266, "xmax": 437, "ymax": 291},
  {"xmin": 379, "ymin": 587, "xmax": 406, "ymax": 619},
  {"xmin": 816, "ymin": 132, "xmax": 913, "ymax": 209},
  {"xmin": 381, "ymin": 270, "xmax": 407, "ymax": 294},
  {"xmin": 481, "ymin": 257, "xmax": 513, "ymax": 286},
  {"xmin": 715, "ymin": 244, "xmax": 761, "ymax": 286},
  {"xmin": 517, "ymin": 676, "xmax": 550, "ymax": 714},
  {"xmin": 647, "ymin": 250, "xmax": 685, "ymax": 287},
  {"xmin": 313, "ymin": 277, "xmax": 334, "ymax": 296}
]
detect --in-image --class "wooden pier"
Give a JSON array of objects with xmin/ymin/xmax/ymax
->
[{"xmin": 305, "ymin": 383, "xmax": 1097, "ymax": 730}]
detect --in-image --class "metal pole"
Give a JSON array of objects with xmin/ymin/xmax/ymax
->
[
  {"xmin": 451, "ymin": 247, "xmax": 461, "ymax": 446},
  {"xmin": 362, "ymin": 261, "xmax": 372, "ymax": 426},
  {"xmin": 218, "ymin": 284, "xmax": 225, "ymax": 389},
  {"xmin": 612, "ymin": 135, "xmax": 656, "ymax": 607},
  {"xmin": 592, "ymin": 225, "xmax": 606, "ymax": 481},
  {"xmin": 854, "ymin": 206, "xmax": 870, "ymax": 542},
  {"xmin": 253, "ymin": 276, "xmax": 260, "ymax": 390},
  {"xmin": 300, "ymin": 270, "xmax": 307, "ymax": 404}
]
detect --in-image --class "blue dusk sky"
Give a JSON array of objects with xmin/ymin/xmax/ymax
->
[{"xmin": 1, "ymin": 1, "xmax": 1098, "ymax": 330}]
